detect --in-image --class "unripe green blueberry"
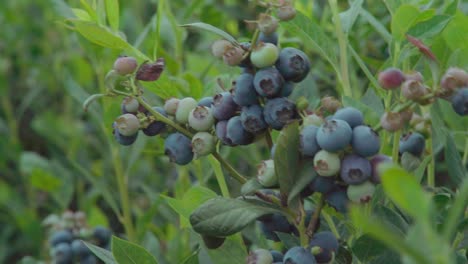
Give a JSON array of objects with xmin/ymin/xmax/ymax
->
[
  {"xmin": 296, "ymin": 97, "xmax": 309, "ymax": 111},
  {"xmin": 277, "ymin": 4, "xmax": 296, "ymax": 21},
  {"xmin": 380, "ymin": 112, "xmax": 403, "ymax": 132},
  {"xmin": 250, "ymin": 43, "xmax": 279, "ymax": 68},
  {"xmin": 246, "ymin": 248, "xmax": 274, "ymax": 264},
  {"xmin": 113, "ymin": 56, "xmax": 138, "ymax": 75},
  {"xmin": 192, "ymin": 132, "xmax": 215, "ymax": 157},
  {"xmin": 257, "ymin": 160, "xmax": 277, "ymax": 187},
  {"xmin": 313, "ymin": 150, "xmax": 341, "ymax": 177},
  {"xmin": 176, "ymin": 97, "xmax": 198, "ymax": 124},
  {"xmin": 401, "ymin": 80, "xmax": 428, "ymax": 100},
  {"xmin": 321, "ymin": 96, "xmax": 341, "ymax": 113},
  {"xmin": 303, "ymin": 113, "xmax": 324, "ymax": 127},
  {"xmin": 211, "ymin": 39, "xmax": 233, "ymax": 58},
  {"xmin": 164, "ymin": 98, "xmax": 180, "ymax": 116},
  {"xmin": 121, "ymin": 96, "xmax": 140, "ymax": 114},
  {"xmin": 115, "ymin": 114, "xmax": 140, "ymax": 136},
  {"xmin": 347, "ymin": 181, "xmax": 376, "ymax": 203},
  {"xmin": 188, "ymin": 106, "xmax": 215, "ymax": 131}
]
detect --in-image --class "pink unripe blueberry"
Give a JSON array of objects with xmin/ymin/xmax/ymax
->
[
  {"xmin": 164, "ymin": 98, "xmax": 180, "ymax": 116},
  {"xmin": 378, "ymin": 67, "xmax": 406, "ymax": 90},
  {"xmin": 223, "ymin": 46, "xmax": 245, "ymax": 66},
  {"xmin": 175, "ymin": 97, "xmax": 198, "ymax": 124},
  {"xmin": 250, "ymin": 43, "xmax": 279, "ymax": 68},
  {"xmin": 188, "ymin": 106, "xmax": 215, "ymax": 131},
  {"xmin": 257, "ymin": 160, "xmax": 277, "ymax": 187},
  {"xmin": 401, "ymin": 80, "xmax": 428, "ymax": 100},
  {"xmin": 211, "ymin": 39, "xmax": 233, "ymax": 58},
  {"xmin": 380, "ymin": 112, "xmax": 403, "ymax": 132},
  {"xmin": 113, "ymin": 56, "xmax": 138, "ymax": 75},
  {"xmin": 313, "ymin": 150, "xmax": 341, "ymax": 177},
  {"xmin": 191, "ymin": 132, "xmax": 215, "ymax": 157},
  {"xmin": 277, "ymin": 4, "xmax": 297, "ymax": 21},
  {"xmin": 439, "ymin": 67, "xmax": 468, "ymax": 99},
  {"xmin": 115, "ymin": 113, "xmax": 140, "ymax": 136},
  {"xmin": 404, "ymin": 71, "xmax": 424, "ymax": 82},
  {"xmin": 257, "ymin": 13, "xmax": 279, "ymax": 35},
  {"xmin": 321, "ymin": 96, "xmax": 342, "ymax": 113}
]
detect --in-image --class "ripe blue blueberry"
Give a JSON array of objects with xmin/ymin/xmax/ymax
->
[
  {"xmin": 308, "ymin": 176, "xmax": 335, "ymax": 194},
  {"xmin": 299, "ymin": 125, "xmax": 320, "ymax": 157},
  {"xmin": 113, "ymin": 124, "xmax": 138, "ymax": 146},
  {"xmin": 370, "ymin": 154, "xmax": 392, "ymax": 184},
  {"xmin": 275, "ymin": 47, "xmax": 311, "ymax": 83},
  {"xmin": 258, "ymin": 213, "xmax": 290, "ymax": 241},
  {"xmin": 283, "ymin": 246, "xmax": 317, "ymax": 264},
  {"xmin": 93, "ymin": 226, "xmax": 112, "ymax": 247},
  {"xmin": 309, "ymin": 231, "xmax": 339, "ymax": 264},
  {"xmin": 233, "ymin": 73, "xmax": 259, "ymax": 106},
  {"xmin": 212, "ymin": 92, "xmax": 239, "ymax": 121},
  {"xmin": 254, "ymin": 67, "xmax": 284, "ymax": 98},
  {"xmin": 351, "ymin": 125, "xmax": 380, "ymax": 157},
  {"xmin": 71, "ymin": 239, "xmax": 92, "ymax": 259},
  {"xmin": 53, "ymin": 242, "xmax": 73, "ymax": 264},
  {"xmin": 80, "ymin": 255, "xmax": 98, "ymax": 264},
  {"xmin": 399, "ymin": 132, "xmax": 425, "ymax": 156},
  {"xmin": 241, "ymin": 105, "xmax": 268, "ymax": 134},
  {"xmin": 257, "ymin": 32, "xmax": 279, "ymax": 45},
  {"xmin": 340, "ymin": 154, "xmax": 372, "ymax": 185},
  {"xmin": 164, "ymin": 133, "xmax": 194, "ymax": 165},
  {"xmin": 280, "ymin": 82, "xmax": 295, "ymax": 97},
  {"xmin": 451, "ymin": 87, "xmax": 468, "ymax": 116},
  {"xmin": 263, "ymin": 97, "xmax": 297, "ymax": 130},
  {"xmin": 325, "ymin": 187, "xmax": 349, "ymax": 213},
  {"xmin": 49, "ymin": 230, "xmax": 73, "ymax": 247},
  {"xmin": 198, "ymin": 96, "xmax": 214, "ymax": 108},
  {"xmin": 316, "ymin": 119, "xmax": 352, "ymax": 152},
  {"xmin": 215, "ymin": 120, "xmax": 234, "ymax": 146},
  {"xmin": 143, "ymin": 107, "xmax": 167, "ymax": 136},
  {"xmin": 270, "ymin": 250, "xmax": 284, "ymax": 262},
  {"xmin": 333, "ymin": 107, "xmax": 364, "ymax": 128},
  {"xmin": 226, "ymin": 116, "xmax": 254, "ymax": 145}
]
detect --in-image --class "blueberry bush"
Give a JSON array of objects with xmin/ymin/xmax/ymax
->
[{"xmin": 1, "ymin": 0, "xmax": 468, "ymax": 263}]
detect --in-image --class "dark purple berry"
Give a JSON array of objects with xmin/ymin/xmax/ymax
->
[
  {"xmin": 351, "ymin": 125, "xmax": 380, "ymax": 157},
  {"xmin": 299, "ymin": 125, "xmax": 320, "ymax": 157},
  {"xmin": 258, "ymin": 213, "xmax": 290, "ymax": 241},
  {"xmin": 451, "ymin": 87, "xmax": 468, "ymax": 116},
  {"xmin": 164, "ymin": 133, "xmax": 194, "ymax": 165},
  {"xmin": 215, "ymin": 120, "xmax": 234, "ymax": 146},
  {"xmin": 136, "ymin": 58, "xmax": 165, "ymax": 81},
  {"xmin": 275, "ymin": 47, "xmax": 311, "ymax": 83},
  {"xmin": 378, "ymin": 67, "xmax": 405, "ymax": 90},
  {"xmin": 340, "ymin": 154, "xmax": 372, "ymax": 185},
  {"xmin": 333, "ymin": 107, "xmax": 364, "ymax": 128},
  {"xmin": 283, "ymin": 246, "xmax": 316, "ymax": 264},
  {"xmin": 316, "ymin": 119, "xmax": 352, "ymax": 152},
  {"xmin": 212, "ymin": 92, "xmax": 238, "ymax": 121},
  {"xmin": 263, "ymin": 97, "xmax": 297, "ymax": 130},
  {"xmin": 226, "ymin": 116, "xmax": 254, "ymax": 145},
  {"xmin": 233, "ymin": 73, "xmax": 259, "ymax": 106},
  {"xmin": 309, "ymin": 231, "xmax": 339, "ymax": 264},
  {"xmin": 254, "ymin": 67, "xmax": 284, "ymax": 98},
  {"xmin": 143, "ymin": 107, "xmax": 167, "ymax": 136},
  {"xmin": 241, "ymin": 105, "xmax": 268, "ymax": 134},
  {"xmin": 399, "ymin": 132, "xmax": 425, "ymax": 156}
]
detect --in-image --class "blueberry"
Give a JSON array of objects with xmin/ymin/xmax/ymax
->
[
  {"xmin": 142, "ymin": 107, "xmax": 167, "ymax": 136},
  {"xmin": 188, "ymin": 106, "xmax": 215, "ymax": 131},
  {"xmin": 263, "ymin": 97, "xmax": 297, "ymax": 130},
  {"xmin": 280, "ymin": 82, "xmax": 295, "ymax": 97},
  {"xmin": 250, "ymin": 42, "xmax": 279, "ymax": 68},
  {"xmin": 215, "ymin": 120, "xmax": 234, "ymax": 146},
  {"xmin": 309, "ymin": 231, "xmax": 339, "ymax": 263},
  {"xmin": 401, "ymin": 80, "xmax": 428, "ymax": 100},
  {"xmin": 113, "ymin": 56, "xmax": 138, "ymax": 75},
  {"xmin": 399, "ymin": 132, "xmax": 425, "ymax": 156},
  {"xmin": 192, "ymin": 132, "xmax": 215, "ymax": 157},
  {"xmin": 164, "ymin": 98, "xmax": 180, "ymax": 115},
  {"xmin": 257, "ymin": 160, "xmax": 277, "ymax": 187},
  {"xmin": 212, "ymin": 92, "xmax": 238, "ymax": 121},
  {"xmin": 71, "ymin": 239, "xmax": 91, "ymax": 259},
  {"xmin": 80, "ymin": 255, "xmax": 97, "ymax": 264},
  {"xmin": 308, "ymin": 176, "xmax": 335, "ymax": 194},
  {"xmin": 257, "ymin": 13, "xmax": 279, "ymax": 35},
  {"xmin": 135, "ymin": 58, "xmax": 165, "ymax": 81},
  {"xmin": 333, "ymin": 107, "xmax": 364, "ymax": 128},
  {"xmin": 340, "ymin": 154, "xmax": 371, "ymax": 185},
  {"xmin": 254, "ymin": 67, "xmax": 284, "ymax": 98},
  {"xmin": 283, "ymin": 246, "xmax": 316, "ymax": 264},
  {"xmin": 321, "ymin": 96, "xmax": 342, "ymax": 113},
  {"xmin": 257, "ymin": 32, "xmax": 279, "ymax": 45},
  {"xmin": 351, "ymin": 125, "xmax": 380, "ymax": 157},
  {"xmin": 270, "ymin": 250, "xmax": 284, "ymax": 262},
  {"xmin": 164, "ymin": 133, "xmax": 194, "ymax": 165},
  {"xmin": 347, "ymin": 181, "xmax": 376, "ymax": 203},
  {"xmin": 241, "ymin": 105, "xmax": 268, "ymax": 134},
  {"xmin": 277, "ymin": 4, "xmax": 296, "ymax": 21},
  {"xmin": 226, "ymin": 116, "xmax": 254, "ymax": 145},
  {"xmin": 302, "ymin": 113, "xmax": 324, "ymax": 127},
  {"xmin": 275, "ymin": 47, "xmax": 311, "ymax": 83},
  {"xmin": 175, "ymin": 97, "xmax": 198, "ymax": 124},
  {"xmin": 53, "ymin": 242, "xmax": 73, "ymax": 264},
  {"xmin": 246, "ymin": 249, "xmax": 273, "ymax": 264},
  {"xmin": 370, "ymin": 154, "xmax": 392, "ymax": 184},
  {"xmin": 121, "ymin": 96, "xmax": 139, "ymax": 114},
  {"xmin": 377, "ymin": 67, "xmax": 405, "ymax": 90},
  {"xmin": 113, "ymin": 125, "xmax": 138, "ymax": 146},
  {"xmin": 299, "ymin": 125, "xmax": 320, "ymax": 157},
  {"xmin": 115, "ymin": 113, "xmax": 140, "ymax": 136},
  {"xmin": 380, "ymin": 112, "xmax": 404, "ymax": 132},
  {"xmin": 223, "ymin": 46, "xmax": 245, "ymax": 66},
  {"xmin": 325, "ymin": 187, "xmax": 349, "ymax": 213},
  {"xmin": 211, "ymin": 39, "xmax": 233, "ymax": 58},
  {"xmin": 198, "ymin": 96, "xmax": 214, "ymax": 108},
  {"xmin": 49, "ymin": 230, "xmax": 73, "ymax": 247},
  {"xmin": 202, "ymin": 235, "xmax": 225, "ymax": 249},
  {"xmin": 258, "ymin": 213, "xmax": 290, "ymax": 241},
  {"xmin": 440, "ymin": 68, "xmax": 468, "ymax": 97},
  {"xmin": 316, "ymin": 119, "xmax": 352, "ymax": 152},
  {"xmin": 233, "ymin": 73, "xmax": 258, "ymax": 106},
  {"xmin": 451, "ymin": 87, "xmax": 468, "ymax": 116},
  {"xmin": 313, "ymin": 150, "xmax": 340, "ymax": 177},
  {"xmin": 93, "ymin": 226, "xmax": 112, "ymax": 247}
]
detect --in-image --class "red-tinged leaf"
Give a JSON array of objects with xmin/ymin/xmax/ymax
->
[{"xmin": 406, "ymin": 34, "xmax": 438, "ymax": 62}]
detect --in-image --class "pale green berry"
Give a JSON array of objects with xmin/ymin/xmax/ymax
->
[
  {"xmin": 250, "ymin": 43, "xmax": 279, "ymax": 68},
  {"xmin": 188, "ymin": 106, "xmax": 215, "ymax": 131},
  {"xmin": 164, "ymin": 98, "xmax": 180, "ymax": 116},
  {"xmin": 115, "ymin": 113, "xmax": 140, "ymax": 136},
  {"xmin": 175, "ymin": 97, "xmax": 197, "ymax": 124},
  {"xmin": 192, "ymin": 132, "xmax": 215, "ymax": 157},
  {"xmin": 257, "ymin": 160, "xmax": 277, "ymax": 187},
  {"xmin": 347, "ymin": 181, "xmax": 376, "ymax": 203},
  {"xmin": 313, "ymin": 150, "xmax": 340, "ymax": 177}
]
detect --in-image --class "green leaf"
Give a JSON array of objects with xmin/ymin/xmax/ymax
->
[
  {"xmin": 273, "ymin": 121, "xmax": 300, "ymax": 205},
  {"xmin": 342, "ymin": 96, "xmax": 381, "ymax": 125},
  {"xmin": 391, "ymin": 4, "xmax": 420, "ymax": 41},
  {"xmin": 282, "ymin": 12, "xmax": 339, "ymax": 75},
  {"xmin": 400, "ymin": 152, "xmax": 421, "ymax": 172},
  {"xmin": 203, "ymin": 236, "xmax": 247, "ymax": 264},
  {"xmin": 84, "ymin": 242, "xmax": 116, "ymax": 264},
  {"xmin": 112, "ymin": 236, "xmax": 158, "ymax": 264},
  {"xmin": 189, "ymin": 197, "xmax": 281, "ymax": 237},
  {"xmin": 275, "ymin": 232, "xmax": 300, "ymax": 249},
  {"xmin": 163, "ymin": 186, "xmax": 217, "ymax": 228},
  {"xmin": 104, "ymin": 0, "xmax": 119, "ymax": 31},
  {"xmin": 360, "ymin": 9, "xmax": 392, "ymax": 43},
  {"xmin": 443, "ymin": 12, "xmax": 468, "ymax": 51},
  {"xmin": 68, "ymin": 20, "xmax": 129, "ymax": 49},
  {"xmin": 241, "ymin": 178, "xmax": 263, "ymax": 196},
  {"xmin": 29, "ymin": 168, "xmax": 61, "ymax": 192},
  {"xmin": 339, "ymin": 0, "xmax": 363, "ymax": 33},
  {"xmin": 288, "ymin": 161, "xmax": 316, "ymax": 204},
  {"xmin": 180, "ymin": 22, "xmax": 239, "ymax": 46},
  {"xmin": 414, "ymin": 155, "xmax": 432, "ymax": 183},
  {"xmin": 430, "ymin": 102, "xmax": 449, "ymax": 153},
  {"xmin": 407, "ymin": 15, "xmax": 452, "ymax": 39},
  {"xmin": 380, "ymin": 164, "xmax": 431, "ymax": 222},
  {"xmin": 19, "ymin": 152, "xmax": 49, "ymax": 174},
  {"xmin": 373, "ymin": 205, "xmax": 408, "ymax": 233},
  {"xmin": 352, "ymin": 234, "xmax": 387, "ymax": 262},
  {"xmin": 335, "ymin": 245, "xmax": 353, "ymax": 264},
  {"xmin": 445, "ymin": 134, "xmax": 467, "ymax": 185},
  {"xmin": 141, "ymin": 75, "xmax": 185, "ymax": 99},
  {"xmin": 72, "ymin": 8, "xmax": 91, "ymax": 21}
]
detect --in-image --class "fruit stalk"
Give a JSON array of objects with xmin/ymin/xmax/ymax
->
[{"xmin": 306, "ymin": 194, "xmax": 325, "ymax": 238}]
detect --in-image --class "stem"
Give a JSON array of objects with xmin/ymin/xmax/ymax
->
[
  {"xmin": 329, "ymin": 0, "xmax": 352, "ymax": 98},
  {"xmin": 426, "ymin": 135, "xmax": 435, "ymax": 188},
  {"xmin": 392, "ymin": 130, "xmax": 401, "ymax": 165},
  {"xmin": 462, "ymin": 140, "xmax": 468, "ymax": 165},
  {"xmin": 297, "ymin": 203, "xmax": 308, "ymax": 247},
  {"xmin": 208, "ymin": 156, "xmax": 231, "ymax": 197},
  {"xmin": 322, "ymin": 211, "xmax": 340, "ymax": 239},
  {"xmin": 265, "ymin": 130, "xmax": 273, "ymax": 150},
  {"xmin": 111, "ymin": 147, "xmax": 136, "ymax": 242},
  {"xmin": 306, "ymin": 194, "xmax": 325, "ymax": 238},
  {"xmin": 211, "ymin": 152, "xmax": 247, "ymax": 184}
]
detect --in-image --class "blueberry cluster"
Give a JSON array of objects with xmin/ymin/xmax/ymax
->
[
  {"xmin": 247, "ymin": 231, "xmax": 339, "ymax": 264},
  {"xmin": 43, "ymin": 211, "xmax": 112, "ymax": 264}
]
